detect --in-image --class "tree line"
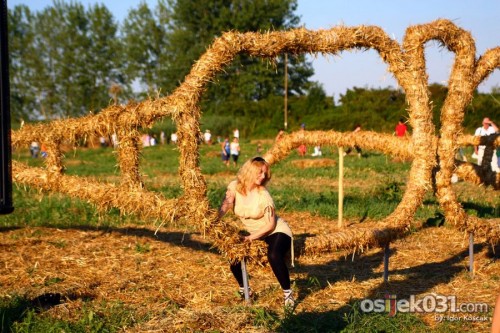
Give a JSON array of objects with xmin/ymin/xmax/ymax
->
[
  {"xmin": 9, "ymin": 0, "xmax": 312, "ymax": 122},
  {"xmin": 8, "ymin": 0, "xmax": 499, "ymax": 137}
]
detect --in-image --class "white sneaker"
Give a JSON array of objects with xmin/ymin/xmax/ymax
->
[
  {"xmin": 238, "ymin": 287, "xmax": 253, "ymax": 299},
  {"xmin": 284, "ymin": 289, "xmax": 295, "ymax": 307}
]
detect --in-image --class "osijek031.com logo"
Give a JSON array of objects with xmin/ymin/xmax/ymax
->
[{"xmin": 359, "ymin": 294, "xmax": 489, "ymax": 317}]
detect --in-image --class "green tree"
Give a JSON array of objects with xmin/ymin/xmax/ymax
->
[
  {"xmin": 336, "ymin": 87, "xmax": 406, "ymax": 132},
  {"xmin": 30, "ymin": 2, "xmax": 93, "ymax": 119},
  {"xmin": 86, "ymin": 4, "xmax": 127, "ymax": 109},
  {"xmin": 160, "ymin": 0, "xmax": 314, "ymax": 116},
  {"xmin": 121, "ymin": 1, "xmax": 170, "ymax": 97},
  {"xmin": 10, "ymin": 2, "xmax": 124, "ymax": 119},
  {"xmin": 29, "ymin": 6, "xmax": 60, "ymax": 120},
  {"xmin": 8, "ymin": 5, "xmax": 38, "ymax": 122}
]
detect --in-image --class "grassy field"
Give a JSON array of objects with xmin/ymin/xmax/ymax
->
[{"xmin": 1, "ymin": 140, "xmax": 499, "ymax": 332}]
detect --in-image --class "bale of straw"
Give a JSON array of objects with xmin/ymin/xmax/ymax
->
[{"xmin": 291, "ymin": 158, "xmax": 337, "ymax": 169}]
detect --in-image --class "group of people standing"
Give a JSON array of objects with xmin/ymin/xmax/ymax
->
[
  {"xmin": 29, "ymin": 141, "xmax": 47, "ymax": 158},
  {"xmin": 291, "ymin": 119, "xmax": 409, "ymax": 158},
  {"xmin": 202, "ymin": 128, "xmax": 241, "ymax": 167},
  {"xmin": 220, "ymin": 128, "xmax": 241, "ymax": 167}
]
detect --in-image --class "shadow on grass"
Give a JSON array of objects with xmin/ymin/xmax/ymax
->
[
  {"xmin": 0, "ymin": 226, "xmax": 21, "ymax": 233},
  {"xmin": 275, "ymin": 302, "xmax": 434, "ymax": 333},
  {"xmin": 47, "ymin": 223, "xmax": 473, "ymax": 305},
  {"xmin": 462, "ymin": 201, "xmax": 499, "ymax": 218},
  {"xmin": 272, "ymin": 244, "xmax": 479, "ymax": 332},
  {"xmin": 0, "ymin": 292, "xmax": 96, "ymax": 332},
  {"xmin": 291, "ymin": 243, "xmax": 476, "ymax": 311},
  {"xmin": 51, "ymin": 224, "xmax": 219, "ymax": 256},
  {"xmin": 278, "ymin": 306, "xmax": 350, "ymax": 332}
]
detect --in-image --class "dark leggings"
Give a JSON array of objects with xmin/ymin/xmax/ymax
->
[{"xmin": 230, "ymin": 232, "xmax": 291, "ymax": 290}]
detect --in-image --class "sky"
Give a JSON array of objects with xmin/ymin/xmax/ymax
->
[{"xmin": 8, "ymin": 0, "xmax": 500, "ymax": 101}]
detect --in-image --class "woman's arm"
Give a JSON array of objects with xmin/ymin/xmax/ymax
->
[
  {"xmin": 244, "ymin": 206, "xmax": 277, "ymax": 242},
  {"xmin": 491, "ymin": 121, "xmax": 498, "ymax": 133},
  {"xmin": 218, "ymin": 189, "xmax": 235, "ymax": 218}
]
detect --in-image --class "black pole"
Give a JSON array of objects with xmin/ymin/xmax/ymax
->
[
  {"xmin": 0, "ymin": 0, "xmax": 13, "ymax": 215},
  {"xmin": 383, "ymin": 243, "xmax": 390, "ymax": 282},
  {"xmin": 469, "ymin": 233, "xmax": 474, "ymax": 277}
]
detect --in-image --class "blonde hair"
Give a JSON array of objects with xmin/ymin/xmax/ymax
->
[{"xmin": 236, "ymin": 157, "xmax": 271, "ymax": 195}]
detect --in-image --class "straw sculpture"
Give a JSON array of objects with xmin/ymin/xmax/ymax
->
[{"xmin": 10, "ymin": 19, "xmax": 500, "ymax": 264}]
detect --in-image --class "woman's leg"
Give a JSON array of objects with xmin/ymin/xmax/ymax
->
[
  {"xmin": 229, "ymin": 260, "xmax": 244, "ymax": 287},
  {"xmin": 264, "ymin": 233, "xmax": 291, "ymax": 290},
  {"xmin": 230, "ymin": 260, "xmax": 254, "ymax": 298}
]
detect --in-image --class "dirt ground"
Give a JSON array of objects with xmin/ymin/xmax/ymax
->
[{"xmin": 1, "ymin": 209, "xmax": 499, "ymax": 332}]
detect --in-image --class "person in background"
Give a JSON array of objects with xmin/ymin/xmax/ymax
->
[
  {"xmin": 111, "ymin": 133, "xmax": 119, "ymax": 148},
  {"xmin": 30, "ymin": 141, "xmax": 40, "ymax": 158},
  {"xmin": 204, "ymin": 130, "xmax": 212, "ymax": 145},
  {"xmin": 297, "ymin": 123, "xmax": 307, "ymax": 157},
  {"xmin": 275, "ymin": 129, "xmax": 285, "ymax": 142},
  {"xmin": 99, "ymin": 136, "xmax": 107, "ymax": 147},
  {"xmin": 221, "ymin": 137, "xmax": 231, "ymax": 167},
  {"xmin": 40, "ymin": 144, "xmax": 48, "ymax": 158},
  {"xmin": 474, "ymin": 117, "xmax": 498, "ymax": 170},
  {"xmin": 256, "ymin": 142, "xmax": 264, "ymax": 154},
  {"xmin": 141, "ymin": 133, "xmax": 151, "ymax": 147},
  {"xmin": 311, "ymin": 145, "xmax": 322, "ymax": 157},
  {"xmin": 149, "ymin": 134, "xmax": 157, "ymax": 146},
  {"xmin": 230, "ymin": 137, "xmax": 241, "ymax": 167},
  {"xmin": 345, "ymin": 124, "xmax": 362, "ymax": 157},
  {"xmin": 233, "ymin": 128, "xmax": 240, "ymax": 140},
  {"xmin": 394, "ymin": 118, "xmax": 408, "ymax": 137},
  {"xmin": 218, "ymin": 157, "xmax": 294, "ymax": 308},
  {"xmin": 170, "ymin": 132, "xmax": 178, "ymax": 145}
]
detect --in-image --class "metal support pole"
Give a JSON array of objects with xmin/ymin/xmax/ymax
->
[
  {"xmin": 469, "ymin": 233, "xmax": 474, "ymax": 277},
  {"xmin": 338, "ymin": 147, "xmax": 344, "ymax": 228},
  {"xmin": 0, "ymin": 0, "xmax": 13, "ymax": 215},
  {"xmin": 241, "ymin": 259, "xmax": 251, "ymax": 304},
  {"xmin": 283, "ymin": 53, "xmax": 288, "ymax": 130},
  {"xmin": 383, "ymin": 243, "xmax": 390, "ymax": 282}
]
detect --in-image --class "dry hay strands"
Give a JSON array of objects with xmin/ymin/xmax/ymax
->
[
  {"xmin": 473, "ymin": 47, "xmax": 500, "ymax": 88},
  {"xmin": 264, "ymin": 130, "xmax": 413, "ymax": 165},
  {"xmin": 434, "ymin": 174, "xmax": 500, "ymax": 245},
  {"xmin": 12, "ymin": 99, "xmax": 179, "ymax": 150},
  {"xmin": 291, "ymin": 158, "xmax": 337, "ymax": 169},
  {"xmin": 208, "ymin": 215, "xmax": 268, "ymax": 265},
  {"xmin": 454, "ymin": 161, "xmax": 500, "ymax": 189},
  {"xmin": 421, "ymin": 21, "xmax": 498, "ymax": 242},
  {"xmin": 200, "ymin": 24, "xmax": 403, "ymax": 71},
  {"xmin": 12, "ymin": 161, "xmax": 188, "ymax": 225},
  {"xmin": 464, "ymin": 216, "xmax": 500, "ymax": 244},
  {"xmin": 302, "ymin": 221, "xmax": 416, "ymax": 256},
  {"xmin": 458, "ymin": 133, "xmax": 500, "ymax": 149},
  {"xmin": 12, "ymin": 105, "xmax": 126, "ymax": 148}
]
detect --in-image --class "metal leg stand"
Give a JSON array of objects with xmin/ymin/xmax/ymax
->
[
  {"xmin": 383, "ymin": 243, "xmax": 390, "ymax": 283},
  {"xmin": 241, "ymin": 259, "xmax": 251, "ymax": 304},
  {"xmin": 469, "ymin": 233, "xmax": 474, "ymax": 278}
]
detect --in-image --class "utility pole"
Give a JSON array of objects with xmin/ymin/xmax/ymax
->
[{"xmin": 283, "ymin": 53, "xmax": 288, "ymax": 130}]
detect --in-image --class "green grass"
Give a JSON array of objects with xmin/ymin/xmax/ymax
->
[{"xmin": 1, "ymin": 296, "xmax": 140, "ymax": 333}]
